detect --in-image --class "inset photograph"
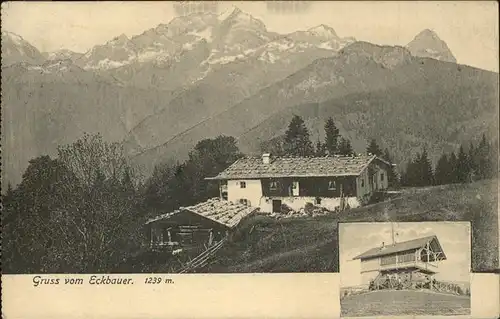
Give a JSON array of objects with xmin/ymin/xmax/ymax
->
[{"xmin": 340, "ymin": 222, "xmax": 471, "ymax": 317}]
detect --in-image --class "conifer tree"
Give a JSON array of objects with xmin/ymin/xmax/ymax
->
[
  {"xmin": 315, "ymin": 141, "xmax": 326, "ymax": 156},
  {"xmin": 477, "ymin": 133, "xmax": 493, "ymax": 179},
  {"xmin": 418, "ymin": 147, "xmax": 434, "ymax": 186},
  {"xmin": 457, "ymin": 145, "xmax": 470, "ymax": 183},
  {"xmin": 402, "ymin": 157, "xmax": 417, "ymax": 186},
  {"xmin": 6, "ymin": 182, "xmax": 14, "ymax": 197},
  {"xmin": 400, "ymin": 163, "xmax": 408, "ymax": 186},
  {"xmin": 324, "ymin": 117, "xmax": 340, "ymax": 155},
  {"xmin": 408, "ymin": 153, "xmax": 421, "ymax": 186},
  {"xmin": 468, "ymin": 142, "xmax": 477, "ymax": 179},
  {"xmin": 367, "ymin": 139, "xmax": 383, "ymax": 157},
  {"xmin": 434, "ymin": 153, "xmax": 450, "ymax": 185},
  {"xmin": 338, "ymin": 137, "xmax": 354, "ymax": 156},
  {"xmin": 383, "ymin": 148, "xmax": 399, "ymax": 188},
  {"xmin": 448, "ymin": 151, "xmax": 459, "ymax": 184},
  {"xmin": 284, "ymin": 115, "xmax": 315, "ymax": 156}
]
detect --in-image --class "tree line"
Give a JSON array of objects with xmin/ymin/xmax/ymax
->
[
  {"xmin": 143, "ymin": 135, "xmax": 243, "ymax": 214},
  {"xmin": 2, "ymin": 133, "xmax": 243, "ymax": 273},
  {"xmin": 144, "ymin": 115, "xmax": 357, "ymax": 216},
  {"xmin": 3, "ymin": 119, "xmax": 495, "ymax": 272},
  {"xmin": 2, "ymin": 134, "xmax": 143, "ymax": 273},
  {"xmin": 401, "ymin": 133, "xmax": 498, "ymax": 187},
  {"xmin": 262, "ymin": 115, "xmax": 355, "ymax": 157},
  {"xmin": 0, "ymin": 115, "xmax": 377, "ymax": 273}
]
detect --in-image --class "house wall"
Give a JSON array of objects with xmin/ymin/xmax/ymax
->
[
  {"xmin": 261, "ymin": 177, "xmax": 357, "ymax": 198},
  {"xmin": 223, "ymin": 166, "xmax": 392, "ymax": 213},
  {"xmin": 148, "ymin": 210, "xmax": 230, "ymax": 249},
  {"xmin": 259, "ymin": 196, "xmax": 360, "ymax": 212},
  {"xmin": 227, "ymin": 179, "xmax": 263, "ymax": 207},
  {"xmin": 356, "ymin": 169, "xmax": 371, "ymax": 204},
  {"xmin": 356, "ymin": 161, "xmax": 389, "ymax": 204},
  {"xmin": 361, "ymin": 270, "xmax": 380, "ymax": 286},
  {"xmin": 224, "ymin": 176, "xmax": 361, "ymax": 213},
  {"xmin": 258, "ymin": 176, "xmax": 359, "ymax": 212},
  {"xmin": 360, "ymin": 257, "xmax": 380, "ymax": 272}
]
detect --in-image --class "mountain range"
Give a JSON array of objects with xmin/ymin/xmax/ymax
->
[{"xmin": 2, "ymin": 7, "xmax": 497, "ymax": 185}]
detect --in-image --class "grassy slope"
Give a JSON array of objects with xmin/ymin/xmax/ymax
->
[
  {"xmin": 341, "ymin": 290, "xmax": 470, "ymax": 316},
  {"xmin": 204, "ymin": 178, "xmax": 498, "ymax": 273}
]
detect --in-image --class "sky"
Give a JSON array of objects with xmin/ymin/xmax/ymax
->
[
  {"xmin": 339, "ymin": 222, "xmax": 471, "ymax": 288},
  {"xmin": 1, "ymin": 1, "xmax": 498, "ymax": 72}
]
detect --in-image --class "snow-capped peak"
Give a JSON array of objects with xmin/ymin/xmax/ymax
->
[
  {"xmin": 108, "ymin": 33, "xmax": 131, "ymax": 45},
  {"xmin": 218, "ymin": 5, "xmax": 241, "ymax": 21},
  {"xmin": 414, "ymin": 29, "xmax": 439, "ymax": 39},
  {"xmin": 2, "ymin": 30, "xmax": 25, "ymax": 45},
  {"xmin": 42, "ymin": 59, "xmax": 74, "ymax": 70},
  {"xmin": 308, "ymin": 24, "xmax": 338, "ymax": 39},
  {"xmin": 44, "ymin": 49, "xmax": 83, "ymax": 61},
  {"xmin": 406, "ymin": 29, "xmax": 456, "ymax": 63},
  {"xmin": 217, "ymin": 5, "xmax": 267, "ymax": 34},
  {"xmin": 2, "ymin": 30, "xmax": 46, "ymax": 66}
]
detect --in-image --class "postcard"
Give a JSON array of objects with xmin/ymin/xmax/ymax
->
[{"xmin": 1, "ymin": 1, "xmax": 498, "ymax": 318}]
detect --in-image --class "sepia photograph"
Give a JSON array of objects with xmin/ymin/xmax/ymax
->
[
  {"xmin": 339, "ymin": 222, "xmax": 471, "ymax": 317},
  {"xmin": 1, "ymin": 0, "xmax": 498, "ymax": 281}
]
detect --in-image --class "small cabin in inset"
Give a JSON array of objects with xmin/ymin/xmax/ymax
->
[
  {"xmin": 145, "ymin": 198, "xmax": 258, "ymax": 255},
  {"xmin": 353, "ymin": 235, "xmax": 447, "ymax": 289}
]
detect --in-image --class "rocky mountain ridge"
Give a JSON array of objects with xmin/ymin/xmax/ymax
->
[
  {"xmin": 3, "ymin": 7, "xmax": 488, "ymax": 186},
  {"xmin": 407, "ymin": 29, "xmax": 456, "ymax": 63}
]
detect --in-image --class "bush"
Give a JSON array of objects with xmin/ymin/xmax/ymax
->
[
  {"xmin": 304, "ymin": 202, "xmax": 315, "ymax": 215},
  {"xmin": 280, "ymin": 203, "xmax": 294, "ymax": 214}
]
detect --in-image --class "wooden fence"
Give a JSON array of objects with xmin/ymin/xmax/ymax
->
[
  {"xmin": 177, "ymin": 237, "xmax": 227, "ymax": 274},
  {"xmin": 365, "ymin": 274, "xmax": 470, "ymax": 296}
]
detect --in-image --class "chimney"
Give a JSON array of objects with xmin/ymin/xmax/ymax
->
[{"xmin": 262, "ymin": 153, "xmax": 271, "ymax": 164}]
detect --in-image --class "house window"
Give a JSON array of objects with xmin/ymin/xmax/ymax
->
[
  {"xmin": 361, "ymin": 179, "xmax": 365, "ymax": 187},
  {"xmin": 269, "ymin": 180, "xmax": 278, "ymax": 190},
  {"xmin": 381, "ymin": 255, "xmax": 397, "ymax": 266},
  {"xmin": 381, "ymin": 173, "xmax": 385, "ymax": 181},
  {"xmin": 291, "ymin": 181, "xmax": 299, "ymax": 196},
  {"xmin": 222, "ymin": 193, "xmax": 228, "ymax": 200},
  {"xmin": 240, "ymin": 181, "xmax": 246, "ymax": 188},
  {"xmin": 239, "ymin": 198, "xmax": 249, "ymax": 206},
  {"xmin": 328, "ymin": 180, "xmax": 337, "ymax": 190}
]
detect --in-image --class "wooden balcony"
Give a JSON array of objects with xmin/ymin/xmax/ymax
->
[{"xmin": 378, "ymin": 260, "xmax": 437, "ymax": 272}]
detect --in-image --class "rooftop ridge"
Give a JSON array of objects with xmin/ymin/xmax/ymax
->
[
  {"xmin": 255, "ymin": 154, "xmax": 374, "ymax": 159},
  {"xmin": 205, "ymin": 153, "xmax": 393, "ymax": 181},
  {"xmin": 353, "ymin": 235, "xmax": 443, "ymax": 261},
  {"xmin": 377, "ymin": 234, "xmax": 437, "ymax": 250},
  {"xmin": 146, "ymin": 197, "xmax": 258, "ymax": 228}
]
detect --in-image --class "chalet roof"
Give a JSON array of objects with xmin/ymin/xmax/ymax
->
[
  {"xmin": 145, "ymin": 198, "xmax": 258, "ymax": 229},
  {"xmin": 206, "ymin": 155, "xmax": 391, "ymax": 180},
  {"xmin": 352, "ymin": 235, "xmax": 447, "ymax": 260}
]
